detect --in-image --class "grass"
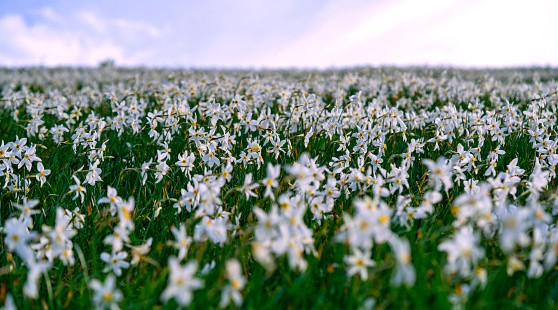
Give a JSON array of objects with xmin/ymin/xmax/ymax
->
[{"xmin": 1, "ymin": 66, "xmax": 558, "ymax": 309}]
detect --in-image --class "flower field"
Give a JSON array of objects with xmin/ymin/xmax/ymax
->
[{"xmin": 2, "ymin": 67, "xmax": 558, "ymax": 309}]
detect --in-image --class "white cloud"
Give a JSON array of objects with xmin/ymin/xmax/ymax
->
[
  {"xmin": 424, "ymin": 0, "xmax": 558, "ymax": 67},
  {"xmin": 258, "ymin": 0, "xmax": 558, "ymax": 68},
  {"xmin": 342, "ymin": 0, "xmax": 459, "ymax": 50},
  {"xmin": 111, "ymin": 18, "xmax": 161, "ymax": 38},
  {"xmin": 0, "ymin": 1, "xmax": 556, "ymax": 67},
  {"xmin": 0, "ymin": 7, "xmax": 163, "ymax": 66},
  {"xmin": 34, "ymin": 7, "xmax": 65, "ymax": 24},
  {"xmin": 252, "ymin": 0, "xmax": 462, "ymax": 67}
]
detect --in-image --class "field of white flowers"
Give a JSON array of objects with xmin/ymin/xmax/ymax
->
[{"xmin": 1, "ymin": 67, "xmax": 558, "ymax": 309}]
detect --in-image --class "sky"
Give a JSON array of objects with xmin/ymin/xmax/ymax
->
[{"xmin": 0, "ymin": 0, "xmax": 557, "ymax": 68}]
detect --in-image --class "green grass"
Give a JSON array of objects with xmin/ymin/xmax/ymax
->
[{"xmin": 1, "ymin": 67, "xmax": 558, "ymax": 309}]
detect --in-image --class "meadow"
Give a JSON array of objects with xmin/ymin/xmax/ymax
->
[{"xmin": 1, "ymin": 66, "xmax": 558, "ymax": 309}]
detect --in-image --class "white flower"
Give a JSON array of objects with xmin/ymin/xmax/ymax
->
[
  {"xmin": 154, "ymin": 161, "xmax": 169, "ymax": 183},
  {"xmin": 344, "ymin": 248, "xmax": 376, "ymax": 281},
  {"xmin": 527, "ymin": 159, "xmax": 549, "ymax": 197},
  {"xmin": 219, "ymin": 162, "xmax": 233, "ymax": 183},
  {"xmin": 497, "ymin": 205, "xmax": 531, "ymax": 253},
  {"xmin": 140, "ymin": 158, "xmax": 153, "ymax": 185},
  {"xmin": 202, "ymin": 151, "xmax": 220, "ymax": 167},
  {"xmin": 89, "ymin": 275, "xmax": 123, "ymax": 310},
  {"xmin": 254, "ymin": 205, "xmax": 280, "ymax": 241},
  {"xmin": 176, "ymin": 151, "xmax": 195, "ymax": 176},
  {"xmin": 171, "ymin": 224, "xmax": 192, "ymax": 261},
  {"xmin": 101, "ymin": 251, "xmax": 130, "ymax": 276},
  {"xmin": 420, "ymin": 190, "xmax": 442, "ymax": 213},
  {"xmin": 98, "ymin": 186, "xmax": 123, "ymax": 216},
  {"xmin": 85, "ymin": 160, "xmax": 103, "ymax": 186},
  {"xmin": 438, "ymin": 226, "xmax": 485, "ymax": 276},
  {"xmin": 12, "ymin": 197, "xmax": 40, "ymax": 228},
  {"xmin": 161, "ymin": 258, "xmax": 204, "ymax": 307},
  {"xmin": 389, "ymin": 237, "xmax": 416, "ymax": 287},
  {"xmin": 23, "ymin": 261, "xmax": 51, "ymax": 299},
  {"xmin": 130, "ymin": 238, "xmax": 153, "ymax": 265},
  {"xmin": 240, "ymin": 173, "xmax": 259, "ymax": 200},
  {"xmin": 117, "ymin": 197, "xmax": 135, "ymax": 231},
  {"xmin": 35, "ymin": 162, "xmax": 50, "ymax": 187},
  {"xmin": 220, "ymin": 259, "xmax": 246, "ymax": 308},
  {"xmin": 387, "ymin": 164, "xmax": 410, "ymax": 194},
  {"xmin": 261, "ymin": 163, "xmax": 280, "ymax": 200},
  {"xmin": 269, "ymin": 138, "xmax": 286, "ymax": 159},
  {"xmin": 46, "ymin": 208, "xmax": 77, "ymax": 259},
  {"xmin": 4, "ymin": 217, "xmax": 36, "ymax": 265},
  {"xmin": 0, "ymin": 293, "xmax": 16, "ymax": 310},
  {"xmin": 463, "ymin": 179, "xmax": 480, "ymax": 194},
  {"xmin": 69, "ymin": 175, "xmax": 86, "ymax": 203},
  {"xmin": 194, "ymin": 216, "xmax": 229, "ymax": 245},
  {"xmin": 104, "ymin": 225, "xmax": 130, "ymax": 252},
  {"xmin": 423, "ymin": 157, "xmax": 453, "ymax": 191},
  {"xmin": 18, "ymin": 145, "xmax": 41, "ymax": 172},
  {"xmin": 65, "ymin": 207, "xmax": 86, "ymax": 230},
  {"xmin": 60, "ymin": 246, "xmax": 75, "ymax": 266},
  {"xmin": 201, "ymin": 260, "xmax": 216, "ymax": 275}
]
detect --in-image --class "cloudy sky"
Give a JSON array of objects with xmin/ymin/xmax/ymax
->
[{"xmin": 0, "ymin": 0, "xmax": 557, "ymax": 68}]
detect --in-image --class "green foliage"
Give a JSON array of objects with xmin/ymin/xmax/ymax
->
[{"xmin": 1, "ymin": 66, "xmax": 558, "ymax": 309}]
